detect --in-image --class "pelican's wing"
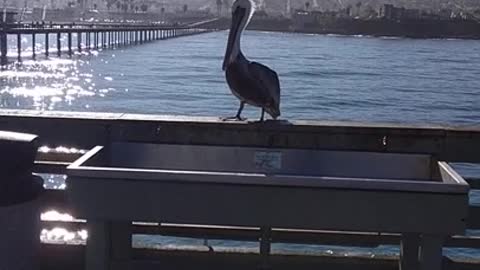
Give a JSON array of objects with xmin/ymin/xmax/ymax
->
[{"xmin": 248, "ymin": 62, "xmax": 281, "ymax": 107}]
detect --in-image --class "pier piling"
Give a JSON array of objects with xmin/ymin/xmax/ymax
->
[
  {"xmin": 17, "ymin": 34, "xmax": 21, "ymax": 62},
  {"xmin": 32, "ymin": 33, "xmax": 35, "ymax": 59},
  {"xmin": 45, "ymin": 33, "xmax": 49, "ymax": 57},
  {"xmin": 77, "ymin": 32, "xmax": 82, "ymax": 52},
  {"xmin": 0, "ymin": 27, "xmax": 6, "ymax": 65},
  {"xmin": 86, "ymin": 32, "xmax": 90, "ymax": 49},
  {"xmin": 57, "ymin": 33, "xmax": 61, "ymax": 56},
  {"xmin": 101, "ymin": 32, "xmax": 104, "ymax": 48},
  {"xmin": 68, "ymin": 32, "xmax": 72, "ymax": 56}
]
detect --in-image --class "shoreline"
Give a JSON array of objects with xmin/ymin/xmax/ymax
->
[
  {"xmin": 224, "ymin": 16, "xmax": 480, "ymax": 41},
  {"xmin": 245, "ymin": 26, "xmax": 480, "ymax": 41}
]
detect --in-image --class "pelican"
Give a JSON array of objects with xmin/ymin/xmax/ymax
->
[{"xmin": 222, "ymin": 0, "xmax": 281, "ymax": 122}]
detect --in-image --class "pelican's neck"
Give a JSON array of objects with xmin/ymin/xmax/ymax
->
[
  {"xmin": 223, "ymin": 3, "xmax": 254, "ymax": 70},
  {"xmin": 231, "ymin": 24, "xmax": 244, "ymax": 61}
]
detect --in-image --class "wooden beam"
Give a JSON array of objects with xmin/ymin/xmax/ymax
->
[
  {"xmin": 39, "ymin": 242, "xmax": 480, "ymax": 270},
  {"xmin": 39, "ymin": 218, "xmax": 480, "ymax": 249}
]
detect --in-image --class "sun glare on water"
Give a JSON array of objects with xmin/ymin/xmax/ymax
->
[{"xmin": 0, "ymin": 58, "xmax": 101, "ymax": 110}]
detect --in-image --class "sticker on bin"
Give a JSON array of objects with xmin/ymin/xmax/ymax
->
[{"xmin": 254, "ymin": 151, "xmax": 282, "ymax": 170}]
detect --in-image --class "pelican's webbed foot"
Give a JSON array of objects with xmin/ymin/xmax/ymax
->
[
  {"xmin": 222, "ymin": 101, "xmax": 246, "ymax": 121},
  {"xmin": 222, "ymin": 115, "xmax": 247, "ymax": 121}
]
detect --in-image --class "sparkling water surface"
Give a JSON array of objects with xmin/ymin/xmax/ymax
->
[{"xmin": 1, "ymin": 31, "xmax": 479, "ymax": 259}]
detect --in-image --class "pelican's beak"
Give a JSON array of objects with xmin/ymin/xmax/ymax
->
[{"xmin": 223, "ymin": 7, "xmax": 246, "ymax": 71}]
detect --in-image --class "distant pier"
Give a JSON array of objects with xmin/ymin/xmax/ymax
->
[{"xmin": 0, "ymin": 21, "xmax": 218, "ymax": 64}]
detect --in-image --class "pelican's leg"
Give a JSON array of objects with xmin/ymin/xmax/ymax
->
[
  {"xmin": 222, "ymin": 102, "xmax": 246, "ymax": 121},
  {"xmin": 260, "ymin": 108, "xmax": 265, "ymax": 122},
  {"xmin": 235, "ymin": 102, "xmax": 245, "ymax": 120}
]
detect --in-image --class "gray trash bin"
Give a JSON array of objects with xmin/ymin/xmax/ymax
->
[{"xmin": 0, "ymin": 131, "xmax": 44, "ymax": 270}]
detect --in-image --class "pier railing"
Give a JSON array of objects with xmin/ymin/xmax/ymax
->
[
  {"xmin": 0, "ymin": 110, "xmax": 479, "ymax": 268},
  {"xmin": 0, "ymin": 22, "xmax": 218, "ymax": 63}
]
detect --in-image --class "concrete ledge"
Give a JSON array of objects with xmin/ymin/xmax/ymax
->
[{"xmin": 0, "ymin": 110, "xmax": 479, "ymax": 163}]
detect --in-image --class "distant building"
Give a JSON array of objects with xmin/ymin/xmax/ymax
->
[
  {"xmin": 32, "ymin": 7, "xmax": 77, "ymax": 22},
  {"xmin": 0, "ymin": 9, "xmax": 18, "ymax": 23},
  {"xmin": 380, "ymin": 4, "xmax": 420, "ymax": 21},
  {"xmin": 292, "ymin": 10, "xmax": 317, "ymax": 29},
  {"xmin": 438, "ymin": 9, "xmax": 454, "ymax": 19}
]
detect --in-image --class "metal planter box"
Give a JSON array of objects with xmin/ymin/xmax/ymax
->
[{"xmin": 67, "ymin": 142, "xmax": 469, "ymax": 235}]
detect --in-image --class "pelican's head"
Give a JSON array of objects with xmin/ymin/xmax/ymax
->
[
  {"xmin": 265, "ymin": 100, "xmax": 280, "ymax": 119},
  {"xmin": 222, "ymin": 0, "xmax": 255, "ymax": 71}
]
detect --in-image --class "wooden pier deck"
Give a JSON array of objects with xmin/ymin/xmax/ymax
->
[{"xmin": 0, "ymin": 110, "xmax": 479, "ymax": 269}]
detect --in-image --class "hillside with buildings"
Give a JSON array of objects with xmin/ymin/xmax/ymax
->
[
  {"xmin": 3, "ymin": 0, "xmax": 480, "ymax": 39},
  {"xmin": 5, "ymin": 1, "xmax": 480, "ymax": 14}
]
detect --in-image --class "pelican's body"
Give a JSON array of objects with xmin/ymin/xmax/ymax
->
[{"xmin": 223, "ymin": 0, "xmax": 281, "ymax": 121}]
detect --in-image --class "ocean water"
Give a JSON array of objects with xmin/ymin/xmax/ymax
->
[{"xmin": 2, "ymin": 31, "xmax": 480, "ymax": 259}]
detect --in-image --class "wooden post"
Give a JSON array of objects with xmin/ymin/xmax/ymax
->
[
  {"xmin": 399, "ymin": 233, "xmax": 420, "ymax": 270},
  {"xmin": 57, "ymin": 32, "xmax": 61, "ymax": 56},
  {"xmin": 68, "ymin": 32, "xmax": 72, "ymax": 56},
  {"xmin": 32, "ymin": 33, "xmax": 36, "ymax": 59},
  {"xmin": 0, "ymin": 131, "xmax": 43, "ymax": 270},
  {"xmin": 45, "ymin": 33, "xmax": 49, "ymax": 57},
  {"xmin": 259, "ymin": 227, "xmax": 271, "ymax": 269},
  {"xmin": 17, "ymin": 34, "xmax": 21, "ymax": 62},
  {"xmin": 86, "ymin": 221, "xmax": 110, "ymax": 270},
  {"xmin": 419, "ymin": 235, "xmax": 444, "ymax": 270},
  {"xmin": 86, "ymin": 32, "xmax": 90, "ymax": 49},
  {"xmin": 94, "ymin": 32, "xmax": 98, "ymax": 49},
  {"xmin": 111, "ymin": 222, "xmax": 132, "ymax": 264}
]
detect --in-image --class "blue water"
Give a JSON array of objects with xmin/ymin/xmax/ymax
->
[{"xmin": 2, "ymin": 31, "xmax": 480, "ymax": 259}]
